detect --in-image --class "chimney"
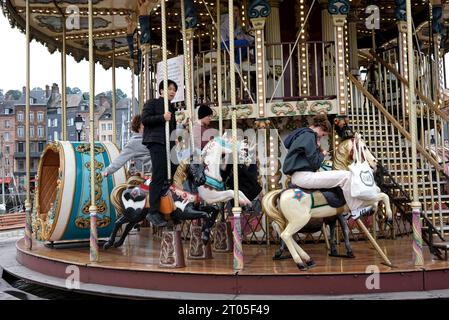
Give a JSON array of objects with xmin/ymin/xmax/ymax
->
[
  {"xmin": 100, "ymin": 95, "xmax": 109, "ymax": 107},
  {"xmin": 45, "ymin": 85, "xmax": 50, "ymax": 98},
  {"xmin": 51, "ymin": 83, "xmax": 59, "ymax": 95}
]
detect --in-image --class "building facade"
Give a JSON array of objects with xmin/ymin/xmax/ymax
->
[{"xmin": 14, "ymin": 87, "xmax": 48, "ymax": 187}]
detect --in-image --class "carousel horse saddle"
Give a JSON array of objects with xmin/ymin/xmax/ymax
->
[{"xmin": 288, "ymin": 183, "xmax": 346, "ymax": 208}]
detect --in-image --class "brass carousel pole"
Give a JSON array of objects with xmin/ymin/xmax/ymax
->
[
  {"xmin": 88, "ymin": 0, "xmax": 99, "ymax": 262},
  {"xmin": 112, "ymin": 40, "xmax": 117, "ymax": 145},
  {"xmin": 129, "ymin": 64, "xmax": 136, "ymax": 121},
  {"xmin": 131, "ymin": 66, "xmax": 135, "ymax": 136},
  {"xmin": 161, "ymin": 0, "xmax": 170, "ymax": 180},
  {"xmin": 228, "ymin": 0, "xmax": 243, "ymax": 270},
  {"xmin": 61, "ymin": 18, "xmax": 67, "ymax": 140},
  {"xmin": 249, "ymin": 0, "xmax": 271, "ymax": 246},
  {"xmin": 217, "ymin": 0, "xmax": 223, "ymax": 136},
  {"xmin": 406, "ymin": 0, "xmax": 423, "ymax": 266},
  {"xmin": 180, "ymin": 0, "xmax": 194, "ymax": 148},
  {"xmin": 24, "ymin": 0, "xmax": 32, "ymax": 250}
]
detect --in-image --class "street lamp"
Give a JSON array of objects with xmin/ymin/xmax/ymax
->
[{"xmin": 74, "ymin": 114, "xmax": 84, "ymax": 142}]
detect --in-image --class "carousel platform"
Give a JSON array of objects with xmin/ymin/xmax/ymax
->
[{"xmin": 3, "ymin": 228, "xmax": 449, "ymax": 299}]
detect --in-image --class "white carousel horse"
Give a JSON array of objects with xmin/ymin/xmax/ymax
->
[
  {"xmin": 262, "ymin": 134, "xmax": 393, "ymax": 270},
  {"xmin": 197, "ymin": 134, "xmax": 252, "ymax": 206},
  {"xmin": 272, "ymin": 158, "xmax": 355, "ymax": 260}
]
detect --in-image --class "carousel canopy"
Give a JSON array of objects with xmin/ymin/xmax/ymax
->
[
  {"xmin": 0, "ymin": 0, "xmax": 217, "ymax": 69},
  {"xmin": 2, "ymin": 0, "xmax": 449, "ymax": 70}
]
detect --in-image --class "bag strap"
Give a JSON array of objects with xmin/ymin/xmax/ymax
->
[
  {"xmin": 358, "ymin": 137, "xmax": 370, "ymax": 163},
  {"xmin": 352, "ymin": 138, "xmax": 360, "ymax": 163}
]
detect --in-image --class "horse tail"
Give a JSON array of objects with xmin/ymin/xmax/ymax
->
[
  {"xmin": 262, "ymin": 189, "xmax": 286, "ymax": 232},
  {"xmin": 110, "ymin": 183, "xmax": 127, "ymax": 217}
]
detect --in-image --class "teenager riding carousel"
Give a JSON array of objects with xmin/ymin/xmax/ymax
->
[{"xmin": 283, "ymin": 113, "xmax": 376, "ymax": 219}]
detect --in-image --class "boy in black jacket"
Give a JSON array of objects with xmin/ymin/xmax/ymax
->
[{"xmin": 142, "ymin": 80, "xmax": 178, "ymax": 227}]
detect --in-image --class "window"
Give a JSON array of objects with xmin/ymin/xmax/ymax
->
[
  {"xmin": 38, "ymin": 142, "xmax": 44, "ymax": 152},
  {"xmin": 48, "ymin": 119, "xmax": 52, "ymax": 127},
  {"xmin": 17, "ymin": 142, "xmax": 24, "ymax": 153},
  {"xmin": 68, "ymin": 118, "xmax": 74, "ymax": 126},
  {"xmin": 53, "ymin": 119, "xmax": 58, "ymax": 127},
  {"xmin": 5, "ymin": 146, "xmax": 10, "ymax": 155},
  {"xmin": 101, "ymin": 135, "xmax": 106, "ymax": 141},
  {"xmin": 107, "ymin": 123, "xmax": 112, "ymax": 131},
  {"xmin": 37, "ymin": 112, "xmax": 44, "ymax": 123},
  {"xmin": 108, "ymin": 135, "xmax": 112, "ymax": 141},
  {"xmin": 3, "ymin": 132, "xmax": 9, "ymax": 141},
  {"xmin": 30, "ymin": 126, "xmax": 34, "ymax": 138},
  {"xmin": 54, "ymin": 131, "xmax": 59, "ymax": 141},
  {"xmin": 4, "ymin": 109, "xmax": 9, "ymax": 115},
  {"xmin": 17, "ymin": 112, "xmax": 24, "ymax": 122},
  {"xmin": 29, "ymin": 112, "xmax": 34, "ymax": 122},
  {"xmin": 17, "ymin": 126, "xmax": 24, "ymax": 138},
  {"xmin": 5, "ymin": 158, "xmax": 9, "ymax": 166},
  {"xmin": 38, "ymin": 126, "xmax": 44, "ymax": 138},
  {"xmin": 18, "ymin": 160, "xmax": 24, "ymax": 171},
  {"xmin": 4, "ymin": 120, "xmax": 10, "ymax": 128},
  {"xmin": 101, "ymin": 123, "xmax": 106, "ymax": 131}
]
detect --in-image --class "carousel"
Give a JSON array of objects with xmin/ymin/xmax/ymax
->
[{"xmin": 2, "ymin": 0, "xmax": 449, "ymax": 299}]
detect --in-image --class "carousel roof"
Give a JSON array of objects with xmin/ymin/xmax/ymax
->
[
  {"xmin": 0, "ymin": 0, "xmax": 217, "ymax": 70},
  {"xmin": 2, "ymin": 0, "xmax": 449, "ymax": 70}
]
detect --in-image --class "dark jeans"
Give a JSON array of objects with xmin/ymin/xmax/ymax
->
[{"xmin": 147, "ymin": 142, "xmax": 177, "ymax": 214}]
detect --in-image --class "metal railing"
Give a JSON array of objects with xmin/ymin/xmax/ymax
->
[
  {"xmin": 193, "ymin": 41, "xmax": 336, "ymax": 105},
  {"xmin": 349, "ymin": 47, "xmax": 449, "ymax": 236}
]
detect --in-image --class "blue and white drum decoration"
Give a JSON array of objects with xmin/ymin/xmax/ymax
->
[{"xmin": 32, "ymin": 141, "xmax": 126, "ymax": 242}]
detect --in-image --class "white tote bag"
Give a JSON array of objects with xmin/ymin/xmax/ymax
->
[{"xmin": 348, "ymin": 139, "xmax": 378, "ymax": 201}]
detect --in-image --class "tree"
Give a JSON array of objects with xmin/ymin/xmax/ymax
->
[
  {"xmin": 66, "ymin": 87, "xmax": 81, "ymax": 95},
  {"xmin": 99, "ymin": 89, "xmax": 127, "ymax": 102},
  {"xmin": 5, "ymin": 90, "xmax": 22, "ymax": 101}
]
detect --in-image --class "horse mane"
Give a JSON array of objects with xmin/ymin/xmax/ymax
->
[
  {"xmin": 110, "ymin": 184, "xmax": 127, "ymax": 216},
  {"xmin": 173, "ymin": 160, "xmax": 189, "ymax": 189},
  {"xmin": 110, "ymin": 175, "xmax": 145, "ymax": 216},
  {"xmin": 333, "ymin": 138, "xmax": 353, "ymax": 171},
  {"xmin": 126, "ymin": 175, "xmax": 145, "ymax": 186}
]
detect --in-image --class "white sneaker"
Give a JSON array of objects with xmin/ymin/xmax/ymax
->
[{"xmin": 350, "ymin": 206, "xmax": 373, "ymax": 220}]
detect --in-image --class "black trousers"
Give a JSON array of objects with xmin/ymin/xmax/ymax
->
[{"xmin": 147, "ymin": 142, "xmax": 177, "ymax": 214}]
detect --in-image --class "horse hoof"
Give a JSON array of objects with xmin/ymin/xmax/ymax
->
[
  {"xmin": 103, "ymin": 242, "xmax": 113, "ymax": 250},
  {"xmin": 346, "ymin": 252, "xmax": 355, "ymax": 259},
  {"xmin": 329, "ymin": 250, "xmax": 339, "ymax": 257},
  {"xmin": 306, "ymin": 259, "xmax": 316, "ymax": 268},
  {"xmin": 113, "ymin": 241, "xmax": 124, "ymax": 248},
  {"xmin": 273, "ymin": 250, "xmax": 292, "ymax": 260},
  {"xmin": 297, "ymin": 263, "xmax": 307, "ymax": 271},
  {"xmin": 272, "ymin": 250, "xmax": 283, "ymax": 260},
  {"xmin": 201, "ymin": 228, "xmax": 211, "ymax": 245}
]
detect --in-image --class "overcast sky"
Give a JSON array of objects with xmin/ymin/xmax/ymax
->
[{"xmin": 0, "ymin": 13, "xmax": 133, "ymax": 96}]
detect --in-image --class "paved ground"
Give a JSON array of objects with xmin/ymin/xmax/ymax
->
[{"xmin": 0, "ymin": 230, "xmax": 123, "ymax": 300}]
